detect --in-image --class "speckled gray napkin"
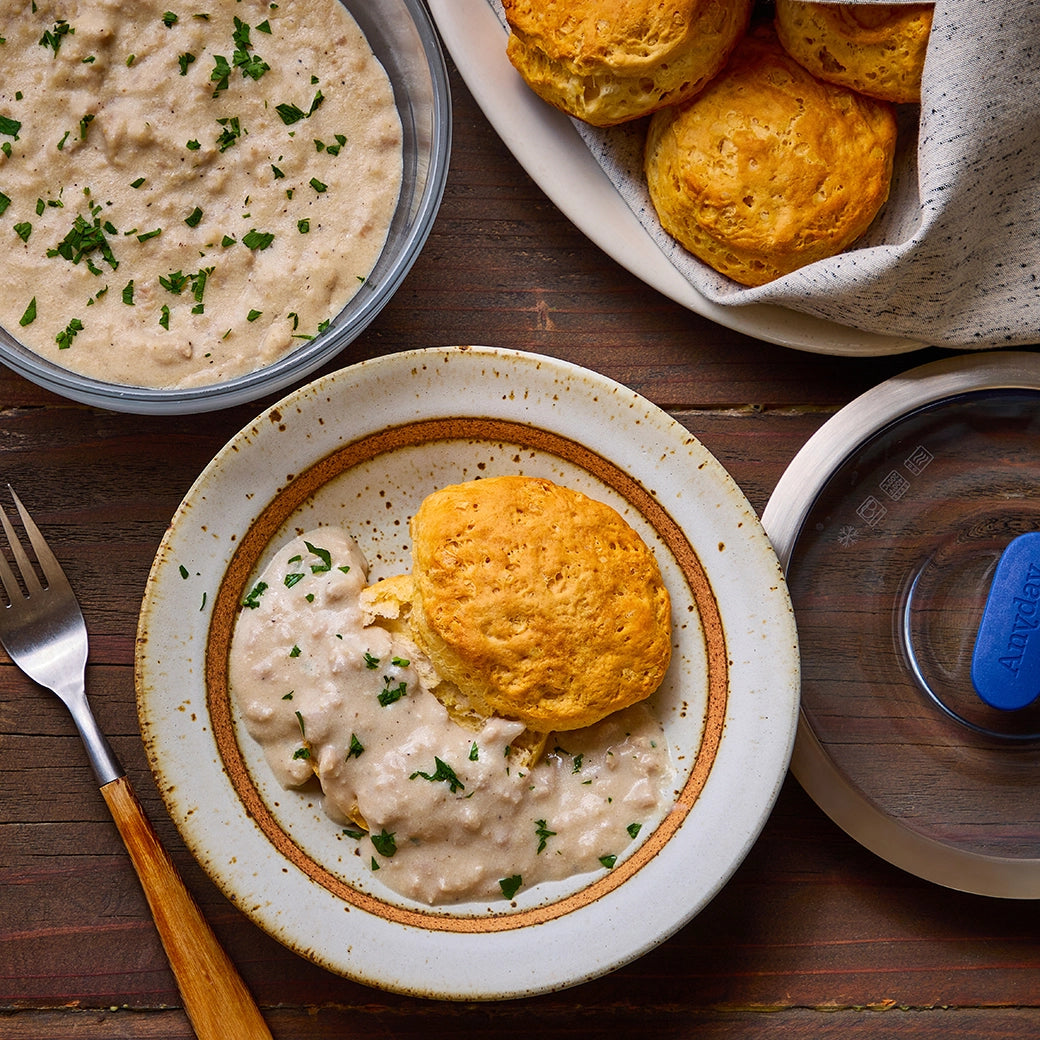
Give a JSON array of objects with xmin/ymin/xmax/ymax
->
[{"xmin": 493, "ymin": 0, "xmax": 1040, "ymax": 348}]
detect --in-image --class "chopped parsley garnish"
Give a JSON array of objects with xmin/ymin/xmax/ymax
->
[
  {"xmin": 39, "ymin": 20, "xmax": 74, "ymax": 56},
  {"xmin": 210, "ymin": 54, "xmax": 232, "ymax": 95},
  {"xmin": 309, "ymin": 177, "xmax": 327, "ymax": 194},
  {"xmin": 363, "ymin": 652, "xmax": 379, "ymax": 669},
  {"xmin": 18, "ymin": 298, "xmax": 36, "ymax": 327},
  {"xmin": 186, "ymin": 138, "xmax": 201, "ymax": 151},
  {"xmin": 231, "ymin": 17, "xmax": 269, "ymax": 80},
  {"xmin": 499, "ymin": 875, "xmax": 523, "ymax": 900},
  {"xmin": 131, "ymin": 177, "xmax": 146, "ymax": 189},
  {"xmin": 256, "ymin": 19, "xmax": 272, "ymax": 33},
  {"xmin": 162, "ymin": 11, "xmax": 178, "ymax": 27},
  {"xmin": 469, "ymin": 742, "xmax": 479, "ymax": 761},
  {"xmin": 0, "ymin": 114, "xmax": 21, "ymax": 138},
  {"xmin": 370, "ymin": 829, "xmax": 396, "ymax": 858},
  {"xmin": 215, "ymin": 116, "xmax": 244, "ymax": 152},
  {"xmin": 346, "ymin": 733, "xmax": 364, "ymax": 760},
  {"xmin": 291, "ymin": 746, "xmax": 310, "ymax": 760},
  {"xmin": 160, "ymin": 270, "xmax": 189, "ymax": 294},
  {"xmin": 294, "ymin": 710, "xmax": 306, "ymax": 735},
  {"xmin": 14, "ymin": 222, "xmax": 32, "ymax": 243},
  {"xmin": 184, "ymin": 206, "xmax": 203, "ymax": 227},
  {"xmin": 288, "ymin": 644, "xmax": 301, "ymax": 658},
  {"xmin": 271, "ymin": 164, "xmax": 284, "ymax": 179},
  {"xmin": 378, "ymin": 677, "xmax": 407, "ymax": 707},
  {"xmin": 409, "ymin": 757, "xmax": 465, "ymax": 794},
  {"xmin": 121, "ymin": 280, "xmax": 134, "ymax": 305},
  {"xmin": 534, "ymin": 819, "xmax": 556, "ymax": 854},
  {"xmin": 78, "ymin": 113, "xmax": 94, "ymax": 140},
  {"xmin": 137, "ymin": 228, "xmax": 162, "ymax": 242},
  {"xmin": 283, "ymin": 571, "xmax": 305, "ymax": 588},
  {"xmin": 275, "ymin": 102, "xmax": 306, "ymax": 125},
  {"xmin": 304, "ymin": 541, "xmax": 331, "ymax": 572},
  {"xmin": 247, "ymin": 309, "xmax": 262, "ymax": 322},
  {"xmin": 242, "ymin": 228, "xmax": 274, "ymax": 250},
  {"xmin": 159, "ymin": 304, "xmax": 170, "ymax": 329},
  {"xmin": 47, "ymin": 211, "xmax": 118, "ymax": 275},
  {"xmin": 178, "ymin": 51, "xmax": 195, "ymax": 75},
  {"xmin": 627, "ymin": 822, "xmax": 643, "ymax": 839},
  {"xmin": 0, "ymin": 191, "xmax": 10, "ymax": 217},
  {"xmin": 297, "ymin": 219, "xmax": 310, "ymax": 234},
  {"xmin": 599, "ymin": 854, "xmax": 617, "ymax": 869},
  {"xmin": 243, "ymin": 581, "xmax": 267, "ymax": 608},
  {"xmin": 56, "ymin": 317, "xmax": 84, "ymax": 349}
]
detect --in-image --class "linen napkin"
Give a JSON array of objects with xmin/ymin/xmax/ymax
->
[{"xmin": 491, "ymin": 0, "xmax": 1040, "ymax": 348}]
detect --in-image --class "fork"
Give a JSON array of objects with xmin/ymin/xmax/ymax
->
[{"xmin": 0, "ymin": 487, "xmax": 273, "ymax": 1040}]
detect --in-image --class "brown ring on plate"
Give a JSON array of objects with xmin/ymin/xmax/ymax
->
[{"xmin": 206, "ymin": 416, "xmax": 727, "ymax": 932}]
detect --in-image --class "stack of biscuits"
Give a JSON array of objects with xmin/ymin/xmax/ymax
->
[{"xmin": 503, "ymin": 0, "xmax": 933, "ymax": 286}]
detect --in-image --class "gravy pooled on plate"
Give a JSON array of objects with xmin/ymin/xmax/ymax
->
[{"xmin": 229, "ymin": 528, "xmax": 674, "ymax": 906}]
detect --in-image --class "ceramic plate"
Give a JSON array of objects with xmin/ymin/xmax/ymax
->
[
  {"xmin": 428, "ymin": 0, "xmax": 926, "ymax": 357},
  {"xmin": 136, "ymin": 346, "xmax": 799, "ymax": 999}
]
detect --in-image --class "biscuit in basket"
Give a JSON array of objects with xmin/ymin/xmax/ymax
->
[
  {"xmin": 502, "ymin": 0, "xmax": 754, "ymax": 127},
  {"xmin": 775, "ymin": 1, "xmax": 933, "ymax": 104},
  {"xmin": 644, "ymin": 24, "xmax": 897, "ymax": 287},
  {"xmin": 404, "ymin": 475, "xmax": 672, "ymax": 732}
]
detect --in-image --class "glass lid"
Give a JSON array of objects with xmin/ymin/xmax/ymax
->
[{"xmin": 763, "ymin": 352, "xmax": 1040, "ymax": 897}]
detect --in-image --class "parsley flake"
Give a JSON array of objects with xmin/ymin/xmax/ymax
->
[
  {"xmin": 370, "ymin": 829, "xmax": 397, "ymax": 858},
  {"xmin": 534, "ymin": 819, "xmax": 556, "ymax": 854},
  {"xmin": 499, "ymin": 875, "xmax": 523, "ymax": 900},
  {"xmin": 55, "ymin": 317, "xmax": 84, "ymax": 349},
  {"xmin": 410, "ymin": 757, "xmax": 465, "ymax": 794},
  {"xmin": 242, "ymin": 228, "xmax": 274, "ymax": 250}
]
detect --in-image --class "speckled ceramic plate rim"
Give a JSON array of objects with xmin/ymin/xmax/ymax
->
[
  {"xmin": 135, "ymin": 345, "xmax": 800, "ymax": 999},
  {"xmin": 428, "ymin": 0, "xmax": 926, "ymax": 358}
]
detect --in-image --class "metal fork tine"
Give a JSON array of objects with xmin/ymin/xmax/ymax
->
[
  {"xmin": 8, "ymin": 486, "xmax": 70, "ymax": 595},
  {"xmin": 0, "ymin": 497, "xmax": 44, "ymax": 599},
  {"xmin": 0, "ymin": 508, "xmax": 24, "ymax": 603}
]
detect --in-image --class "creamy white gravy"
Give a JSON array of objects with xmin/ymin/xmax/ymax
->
[
  {"xmin": 0, "ymin": 0, "xmax": 401, "ymax": 387},
  {"xmin": 229, "ymin": 528, "xmax": 675, "ymax": 906}
]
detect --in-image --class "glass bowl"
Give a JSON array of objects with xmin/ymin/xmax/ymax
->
[
  {"xmin": 0, "ymin": 0, "xmax": 451, "ymax": 414},
  {"xmin": 762, "ymin": 351, "xmax": 1040, "ymax": 897}
]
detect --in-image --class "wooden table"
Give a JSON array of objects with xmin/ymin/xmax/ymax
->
[{"xmin": 3, "ymin": 56, "xmax": 1040, "ymax": 1040}]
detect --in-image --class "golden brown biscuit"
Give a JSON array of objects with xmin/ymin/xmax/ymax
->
[
  {"xmin": 775, "ymin": 1, "xmax": 933, "ymax": 104},
  {"xmin": 644, "ymin": 24, "xmax": 897, "ymax": 287},
  {"xmin": 406, "ymin": 476, "xmax": 672, "ymax": 732},
  {"xmin": 502, "ymin": 0, "xmax": 754, "ymax": 127},
  {"xmin": 361, "ymin": 571, "xmax": 551, "ymax": 765}
]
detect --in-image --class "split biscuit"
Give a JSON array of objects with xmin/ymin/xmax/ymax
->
[
  {"xmin": 775, "ymin": 1, "xmax": 933, "ymax": 104},
  {"xmin": 502, "ymin": 0, "xmax": 754, "ymax": 127},
  {"xmin": 644, "ymin": 23, "xmax": 897, "ymax": 287},
  {"xmin": 406, "ymin": 475, "xmax": 672, "ymax": 732}
]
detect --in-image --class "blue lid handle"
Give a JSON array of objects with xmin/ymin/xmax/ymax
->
[{"xmin": 972, "ymin": 531, "xmax": 1040, "ymax": 711}]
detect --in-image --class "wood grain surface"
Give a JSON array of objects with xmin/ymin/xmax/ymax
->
[{"xmin": 2, "ymin": 55, "xmax": 1039, "ymax": 1040}]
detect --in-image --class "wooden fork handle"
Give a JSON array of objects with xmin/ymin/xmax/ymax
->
[{"xmin": 100, "ymin": 774, "xmax": 274, "ymax": 1040}]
